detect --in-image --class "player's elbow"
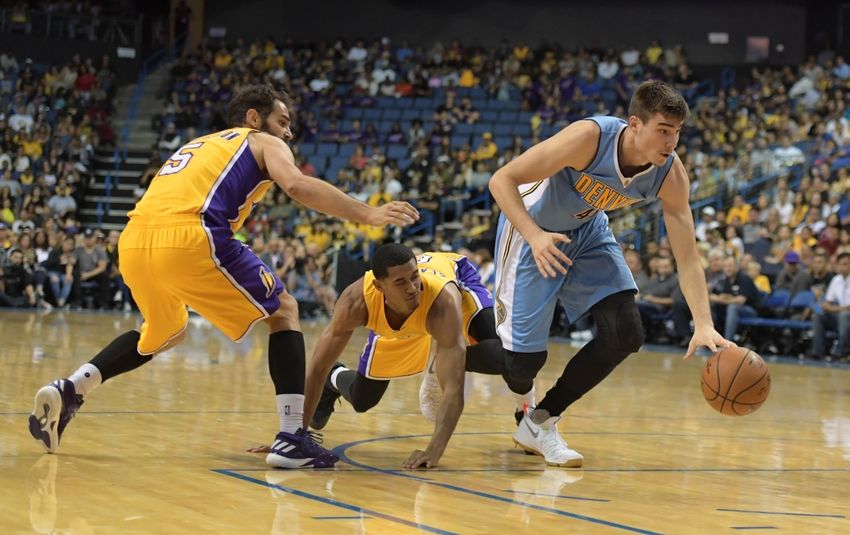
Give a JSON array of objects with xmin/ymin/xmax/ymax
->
[{"xmin": 280, "ymin": 175, "xmax": 304, "ymax": 199}]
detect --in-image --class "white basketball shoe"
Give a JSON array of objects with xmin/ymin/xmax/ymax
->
[{"xmin": 513, "ymin": 410, "xmax": 584, "ymax": 467}]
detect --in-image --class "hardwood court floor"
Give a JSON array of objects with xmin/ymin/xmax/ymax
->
[{"xmin": 1, "ymin": 310, "xmax": 848, "ymax": 534}]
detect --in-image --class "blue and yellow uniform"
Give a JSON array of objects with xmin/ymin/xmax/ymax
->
[
  {"xmin": 119, "ymin": 128, "xmax": 284, "ymax": 354},
  {"xmin": 357, "ymin": 252, "xmax": 493, "ymax": 379},
  {"xmin": 495, "ymin": 116, "xmax": 674, "ymax": 352}
]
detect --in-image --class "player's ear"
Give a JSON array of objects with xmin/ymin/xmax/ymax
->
[
  {"xmin": 627, "ymin": 115, "xmax": 641, "ymax": 130},
  {"xmin": 245, "ymin": 108, "xmax": 261, "ymax": 129},
  {"xmin": 372, "ymin": 278, "xmax": 383, "ymax": 293}
]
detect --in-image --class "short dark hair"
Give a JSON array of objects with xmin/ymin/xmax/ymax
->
[
  {"xmin": 628, "ymin": 80, "xmax": 689, "ymax": 123},
  {"xmin": 372, "ymin": 243, "xmax": 415, "ymax": 279},
  {"xmin": 226, "ymin": 84, "xmax": 294, "ymax": 128},
  {"xmin": 838, "ymin": 252, "xmax": 850, "ymax": 263}
]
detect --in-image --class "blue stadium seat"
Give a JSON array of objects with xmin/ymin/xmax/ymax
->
[
  {"xmin": 480, "ymin": 111, "xmax": 499, "ymax": 123},
  {"xmin": 493, "ymin": 136, "xmax": 512, "ymax": 150},
  {"xmin": 344, "ymin": 108, "xmax": 363, "ymax": 120},
  {"xmin": 386, "ymin": 145, "xmax": 408, "ymax": 160},
  {"xmin": 402, "ymin": 109, "xmax": 422, "ymax": 120},
  {"xmin": 383, "ymin": 109, "xmax": 402, "ymax": 121},
  {"xmin": 454, "ymin": 123, "xmax": 475, "ymax": 135},
  {"xmin": 337, "ymin": 144, "xmax": 357, "ymax": 158},
  {"xmin": 316, "ymin": 143, "xmax": 338, "ymax": 157},
  {"xmin": 451, "ymin": 134, "xmax": 470, "ymax": 148},
  {"xmin": 493, "ymin": 124, "xmax": 512, "ymax": 136},
  {"xmin": 298, "ymin": 142, "xmax": 317, "ymax": 156},
  {"xmin": 497, "ymin": 111, "xmax": 518, "ymax": 123},
  {"xmin": 363, "ymin": 109, "xmax": 382, "ymax": 121}
]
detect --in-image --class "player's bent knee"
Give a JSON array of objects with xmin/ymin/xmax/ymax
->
[
  {"xmin": 267, "ymin": 294, "xmax": 300, "ymax": 332},
  {"xmin": 504, "ymin": 349, "xmax": 547, "ymax": 380},
  {"xmin": 593, "ymin": 291, "xmax": 644, "ymax": 354},
  {"xmin": 350, "ymin": 398, "xmax": 379, "ymax": 413}
]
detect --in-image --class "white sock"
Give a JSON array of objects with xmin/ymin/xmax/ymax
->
[
  {"xmin": 512, "ymin": 386, "xmax": 536, "ymax": 412},
  {"xmin": 330, "ymin": 366, "xmax": 348, "ymax": 391},
  {"xmin": 276, "ymin": 394, "xmax": 304, "ymax": 433},
  {"xmin": 68, "ymin": 364, "xmax": 102, "ymax": 397}
]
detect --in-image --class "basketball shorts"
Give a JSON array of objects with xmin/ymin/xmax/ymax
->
[
  {"xmin": 494, "ymin": 211, "xmax": 637, "ymax": 353},
  {"xmin": 119, "ymin": 216, "xmax": 283, "ymax": 355}
]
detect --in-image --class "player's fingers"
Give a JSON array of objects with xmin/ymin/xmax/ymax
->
[
  {"xmin": 397, "ymin": 202, "xmax": 419, "ymax": 219},
  {"xmin": 534, "ymin": 257, "xmax": 553, "ymax": 278},
  {"xmin": 706, "ymin": 339, "xmax": 718, "ymax": 353},
  {"xmin": 539, "ymin": 256, "xmax": 558, "ymax": 278},
  {"xmin": 542, "ymin": 251, "xmax": 568, "ymax": 275},
  {"xmin": 683, "ymin": 340, "xmax": 695, "ymax": 360},
  {"xmin": 551, "ymin": 232, "xmax": 572, "ymax": 245},
  {"xmin": 549, "ymin": 246, "xmax": 573, "ymax": 266}
]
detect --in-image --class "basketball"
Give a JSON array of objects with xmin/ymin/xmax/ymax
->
[{"xmin": 701, "ymin": 347, "xmax": 771, "ymax": 416}]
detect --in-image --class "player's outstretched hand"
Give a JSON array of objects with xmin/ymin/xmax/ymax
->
[
  {"xmin": 684, "ymin": 325, "xmax": 735, "ymax": 360},
  {"xmin": 402, "ymin": 448, "xmax": 440, "ymax": 469},
  {"xmin": 367, "ymin": 201, "xmax": 420, "ymax": 227},
  {"xmin": 528, "ymin": 230, "xmax": 572, "ymax": 278}
]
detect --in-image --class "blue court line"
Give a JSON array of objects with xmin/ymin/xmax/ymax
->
[
  {"xmin": 313, "ymin": 516, "xmax": 372, "ymax": 520},
  {"xmin": 731, "ymin": 528, "xmax": 778, "ymax": 531},
  {"xmin": 718, "ymin": 508, "xmax": 845, "ymax": 519},
  {"xmin": 332, "ymin": 437, "xmax": 661, "ymax": 535},
  {"xmin": 226, "ymin": 466, "xmax": 850, "ymax": 474},
  {"xmin": 507, "ymin": 490, "xmax": 610, "ymax": 502},
  {"xmin": 211, "ymin": 469, "xmax": 456, "ymax": 535}
]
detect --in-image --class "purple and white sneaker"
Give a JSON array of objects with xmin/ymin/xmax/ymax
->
[
  {"xmin": 265, "ymin": 428, "xmax": 339, "ymax": 469},
  {"xmin": 28, "ymin": 379, "xmax": 84, "ymax": 453}
]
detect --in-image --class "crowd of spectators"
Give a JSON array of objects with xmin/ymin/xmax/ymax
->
[
  {"xmin": 0, "ymin": 49, "xmax": 118, "ymax": 309},
  {"xmin": 4, "ymin": 33, "xmax": 850, "ymax": 359}
]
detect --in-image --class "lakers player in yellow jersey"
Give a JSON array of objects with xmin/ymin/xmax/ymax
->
[
  {"xmin": 300, "ymin": 244, "xmax": 499, "ymax": 469},
  {"xmin": 28, "ymin": 85, "xmax": 419, "ymax": 469}
]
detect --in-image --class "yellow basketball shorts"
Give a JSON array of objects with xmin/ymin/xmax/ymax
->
[{"xmin": 119, "ymin": 217, "xmax": 283, "ymax": 355}]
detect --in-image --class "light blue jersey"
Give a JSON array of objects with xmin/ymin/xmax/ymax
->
[
  {"xmin": 523, "ymin": 116, "xmax": 673, "ymax": 232},
  {"xmin": 495, "ymin": 116, "xmax": 675, "ymax": 352}
]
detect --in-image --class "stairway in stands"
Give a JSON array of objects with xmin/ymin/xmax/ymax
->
[{"xmin": 78, "ymin": 64, "xmax": 172, "ymax": 231}]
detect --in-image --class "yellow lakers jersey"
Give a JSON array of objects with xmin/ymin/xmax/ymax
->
[
  {"xmin": 129, "ymin": 128, "xmax": 273, "ymax": 233},
  {"xmin": 362, "ymin": 252, "xmax": 462, "ymax": 338}
]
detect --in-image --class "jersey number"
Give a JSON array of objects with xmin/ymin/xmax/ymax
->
[{"xmin": 158, "ymin": 142, "xmax": 204, "ymax": 176}]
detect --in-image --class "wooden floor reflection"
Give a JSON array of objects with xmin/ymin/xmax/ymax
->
[{"xmin": 1, "ymin": 310, "xmax": 849, "ymax": 534}]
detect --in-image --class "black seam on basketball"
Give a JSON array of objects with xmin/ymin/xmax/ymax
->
[
  {"xmin": 701, "ymin": 379, "xmax": 721, "ymax": 399},
  {"xmin": 719, "ymin": 349, "xmax": 749, "ymax": 413},
  {"xmin": 731, "ymin": 369, "xmax": 770, "ymax": 404}
]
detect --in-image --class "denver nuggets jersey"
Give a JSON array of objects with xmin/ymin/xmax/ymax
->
[
  {"xmin": 362, "ymin": 252, "xmax": 462, "ymax": 338},
  {"xmin": 521, "ymin": 116, "xmax": 675, "ymax": 232},
  {"xmin": 129, "ymin": 128, "xmax": 272, "ymax": 234}
]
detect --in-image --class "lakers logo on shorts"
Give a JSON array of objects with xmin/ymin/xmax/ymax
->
[
  {"xmin": 496, "ymin": 298, "xmax": 507, "ymax": 326},
  {"xmin": 258, "ymin": 266, "xmax": 276, "ymax": 298}
]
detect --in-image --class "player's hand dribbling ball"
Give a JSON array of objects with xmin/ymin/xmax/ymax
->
[{"xmin": 701, "ymin": 346, "xmax": 771, "ymax": 415}]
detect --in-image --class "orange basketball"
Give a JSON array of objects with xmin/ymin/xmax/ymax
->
[{"xmin": 701, "ymin": 347, "xmax": 770, "ymax": 416}]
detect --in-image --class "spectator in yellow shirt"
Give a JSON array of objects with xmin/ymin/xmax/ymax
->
[
  {"xmin": 472, "ymin": 132, "xmax": 498, "ymax": 162},
  {"xmin": 746, "ymin": 260, "xmax": 772, "ymax": 294},
  {"xmin": 726, "ymin": 194, "xmax": 751, "ymax": 225}
]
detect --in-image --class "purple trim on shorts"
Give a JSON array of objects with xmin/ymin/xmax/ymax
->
[
  {"xmin": 357, "ymin": 330, "xmax": 379, "ymax": 375},
  {"xmin": 206, "ymin": 232, "xmax": 283, "ymax": 315},
  {"xmin": 456, "ymin": 257, "xmax": 494, "ymax": 308}
]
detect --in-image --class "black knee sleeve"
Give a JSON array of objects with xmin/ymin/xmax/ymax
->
[
  {"xmin": 591, "ymin": 290, "xmax": 644, "ymax": 359},
  {"xmin": 503, "ymin": 349, "xmax": 547, "ymax": 394}
]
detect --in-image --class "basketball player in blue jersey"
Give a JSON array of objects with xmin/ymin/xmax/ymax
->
[
  {"xmin": 27, "ymin": 85, "xmax": 419, "ymax": 469},
  {"xmin": 486, "ymin": 80, "xmax": 733, "ymax": 466}
]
